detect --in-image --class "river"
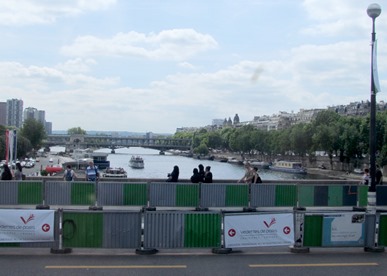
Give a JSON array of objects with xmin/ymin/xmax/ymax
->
[{"xmin": 75, "ymin": 147, "xmax": 327, "ymax": 181}]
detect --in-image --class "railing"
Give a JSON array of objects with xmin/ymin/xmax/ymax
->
[
  {"xmin": 0, "ymin": 180, "xmax": 368, "ymax": 209},
  {"xmin": 0, "ymin": 179, "xmax": 385, "ymax": 255}
]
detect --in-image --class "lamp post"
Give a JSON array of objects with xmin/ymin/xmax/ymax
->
[{"xmin": 367, "ymin": 3, "xmax": 381, "ymax": 193}]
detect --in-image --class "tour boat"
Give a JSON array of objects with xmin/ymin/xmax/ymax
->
[
  {"xmin": 102, "ymin": 167, "xmax": 127, "ymax": 178},
  {"xmin": 269, "ymin": 160, "xmax": 307, "ymax": 174},
  {"xmin": 129, "ymin": 156, "xmax": 144, "ymax": 169}
]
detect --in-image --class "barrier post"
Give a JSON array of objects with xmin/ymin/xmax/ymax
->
[
  {"xmin": 36, "ymin": 179, "xmax": 49, "ymax": 210},
  {"xmin": 212, "ymin": 211, "xmax": 232, "ymax": 254},
  {"xmin": 243, "ymin": 183, "xmax": 255, "ymax": 212},
  {"xmin": 196, "ymin": 182, "xmax": 208, "ymax": 211},
  {"xmin": 50, "ymin": 208, "xmax": 72, "ymax": 254},
  {"xmin": 289, "ymin": 207, "xmax": 309, "ymax": 253},
  {"xmin": 364, "ymin": 212, "xmax": 385, "ymax": 252},
  {"xmin": 89, "ymin": 179, "xmax": 102, "ymax": 211},
  {"xmin": 144, "ymin": 181, "xmax": 156, "ymax": 211},
  {"xmin": 353, "ymin": 182, "xmax": 367, "ymax": 211}
]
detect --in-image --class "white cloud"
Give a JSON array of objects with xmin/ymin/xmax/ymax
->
[
  {"xmin": 0, "ymin": 0, "xmax": 116, "ymax": 26},
  {"xmin": 301, "ymin": 0, "xmax": 371, "ymax": 37},
  {"xmin": 61, "ymin": 29, "xmax": 218, "ymax": 61},
  {"xmin": 56, "ymin": 58, "xmax": 97, "ymax": 73}
]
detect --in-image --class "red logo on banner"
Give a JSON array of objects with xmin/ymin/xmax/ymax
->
[
  {"xmin": 20, "ymin": 214, "xmax": 35, "ymax": 224},
  {"xmin": 42, "ymin": 224, "xmax": 50, "ymax": 232},
  {"xmin": 228, "ymin": 229, "xmax": 236, "ymax": 237},
  {"xmin": 263, "ymin": 217, "xmax": 276, "ymax": 228},
  {"xmin": 283, "ymin": 226, "xmax": 291, "ymax": 235}
]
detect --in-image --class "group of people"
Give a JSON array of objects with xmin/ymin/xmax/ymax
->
[
  {"xmin": 165, "ymin": 164, "xmax": 213, "ymax": 183},
  {"xmin": 362, "ymin": 166, "xmax": 383, "ymax": 186},
  {"xmin": 1, "ymin": 162, "xmax": 24, "ymax": 180},
  {"xmin": 238, "ymin": 162, "xmax": 262, "ymax": 184},
  {"xmin": 62, "ymin": 161, "xmax": 99, "ymax": 182},
  {"xmin": 190, "ymin": 164, "xmax": 213, "ymax": 183}
]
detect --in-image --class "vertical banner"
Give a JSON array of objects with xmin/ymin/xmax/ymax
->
[
  {"xmin": 0, "ymin": 210, "xmax": 55, "ymax": 243},
  {"xmin": 373, "ymin": 40, "xmax": 381, "ymax": 93},
  {"xmin": 13, "ymin": 130, "xmax": 17, "ymax": 164},
  {"xmin": 322, "ymin": 212, "xmax": 365, "ymax": 246},
  {"xmin": 7, "ymin": 130, "xmax": 14, "ymax": 167},
  {"xmin": 224, "ymin": 213, "xmax": 294, "ymax": 248},
  {"xmin": 5, "ymin": 129, "xmax": 9, "ymax": 162}
]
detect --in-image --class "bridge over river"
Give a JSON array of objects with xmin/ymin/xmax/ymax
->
[{"xmin": 43, "ymin": 134, "xmax": 192, "ymax": 152}]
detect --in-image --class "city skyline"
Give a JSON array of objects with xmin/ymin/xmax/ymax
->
[{"xmin": 0, "ymin": 1, "xmax": 386, "ymax": 133}]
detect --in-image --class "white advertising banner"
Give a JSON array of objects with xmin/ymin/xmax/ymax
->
[
  {"xmin": 224, "ymin": 213, "xmax": 294, "ymax": 248},
  {"xmin": 0, "ymin": 210, "xmax": 55, "ymax": 243},
  {"xmin": 322, "ymin": 212, "xmax": 365, "ymax": 246}
]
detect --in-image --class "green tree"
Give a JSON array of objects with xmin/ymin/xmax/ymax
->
[
  {"xmin": 19, "ymin": 118, "xmax": 46, "ymax": 150},
  {"xmin": 16, "ymin": 135, "xmax": 32, "ymax": 158},
  {"xmin": 67, "ymin": 127, "xmax": 87, "ymax": 135},
  {"xmin": 194, "ymin": 143, "xmax": 209, "ymax": 155}
]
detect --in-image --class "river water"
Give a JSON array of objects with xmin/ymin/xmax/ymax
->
[{"xmin": 79, "ymin": 147, "xmax": 326, "ymax": 181}]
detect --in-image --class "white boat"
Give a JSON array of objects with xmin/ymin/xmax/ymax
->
[
  {"xmin": 247, "ymin": 160, "xmax": 270, "ymax": 169},
  {"xmin": 269, "ymin": 160, "xmax": 307, "ymax": 174},
  {"xmin": 129, "ymin": 156, "xmax": 144, "ymax": 169},
  {"xmin": 227, "ymin": 157, "xmax": 243, "ymax": 165},
  {"xmin": 102, "ymin": 167, "xmax": 127, "ymax": 178}
]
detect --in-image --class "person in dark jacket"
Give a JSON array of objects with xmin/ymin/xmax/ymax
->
[
  {"xmin": 190, "ymin": 168, "xmax": 202, "ymax": 183},
  {"xmin": 1, "ymin": 164, "xmax": 13, "ymax": 180},
  {"xmin": 204, "ymin": 166, "xmax": 213, "ymax": 183},
  {"xmin": 166, "ymin": 165, "xmax": 179, "ymax": 182},
  {"xmin": 198, "ymin": 164, "xmax": 205, "ymax": 182},
  {"xmin": 251, "ymin": 167, "xmax": 262, "ymax": 183}
]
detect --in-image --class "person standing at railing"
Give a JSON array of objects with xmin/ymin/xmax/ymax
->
[
  {"xmin": 362, "ymin": 168, "xmax": 370, "ymax": 186},
  {"xmin": 64, "ymin": 165, "xmax": 76, "ymax": 182},
  {"xmin": 198, "ymin": 164, "xmax": 205, "ymax": 182},
  {"xmin": 238, "ymin": 162, "xmax": 254, "ymax": 183},
  {"xmin": 204, "ymin": 166, "xmax": 213, "ymax": 183},
  {"xmin": 190, "ymin": 168, "xmax": 202, "ymax": 183},
  {"xmin": 85, "ymin": 161, "xmax": 99, "ymax": 182},
  {"xmin": 166, "ymin": 165, "xmax": 179, "ymax": 182},
  {"xmin": 1, "ymin": 164, "xmax": 13, "ymax": 180},
  {"xmin": 14, "ymin": 162, "xmax": 23, "ymax": 181},
  {"xmin": 251, "ymin": 167, "xmax": 262, "ymax": 183}
]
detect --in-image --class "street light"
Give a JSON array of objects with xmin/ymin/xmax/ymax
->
[{"xmin": 367, "ymin": 3, "xmax": 381, "ymax": 193}]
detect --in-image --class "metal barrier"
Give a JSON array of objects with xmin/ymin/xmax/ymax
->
[
  {"xmin": 0, "ymin": 207, "xmax": 385, "ymax": 254},
  {"xmin": 0, "ymin": 180, "xmax": 371, "ymax": 210},
  {"xmin": 0, "ymin": 180, "xmax": 43, "ymax": 205}
]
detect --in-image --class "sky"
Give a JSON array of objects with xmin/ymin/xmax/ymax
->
[{"xmin": 1, "ymin": 0, "xmax": 387, "ymax": 134}]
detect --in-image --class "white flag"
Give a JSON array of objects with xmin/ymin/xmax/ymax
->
[{"xmin": 373, "ymin": 40, "xmax": 381, "ymax": 93}]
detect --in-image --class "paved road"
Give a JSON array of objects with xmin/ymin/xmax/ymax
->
[{"xmin": 0, "ymin": 247, "xmax": 386, "ymax": 276}]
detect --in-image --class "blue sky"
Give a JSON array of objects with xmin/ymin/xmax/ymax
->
[{"xmin": 1, "ymin": 0, "xmax": 386, "ymax": 133}]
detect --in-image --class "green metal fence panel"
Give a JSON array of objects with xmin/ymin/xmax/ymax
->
[
  {"xmin": 378, "ymin": 214, "xmax": 387, "ymax": 246},
  {"xmin": 63, "ymin": 212, "xmax": 103, "ymax": 248},
  {"xmin": 298, "ymin": 186, "xmax": 315, "ymax": 207},
  {"xmin": 123, "ymin": 183, "xmax": 147, "ymax": 206},
  {"xmin": 303, "ymin": 215, "xmax": 323, "ymax": 246},
  {"xmin": 225, "ymin": 185, "xmax": 249, "ymax": 207},
  {"xmin": 71, "ymin": 182, "xmax": 95, "ymax": 205},
  {"xmin": 358, "ymin": 185, "xmax": 368, "ymax": 207},
  {"xmin": 342, "ymin": 185, "xmax": 358, "ymax": 206},
  {"xmin": 184, "ymin": 213, "xmax": 221, "ymax": 248},
  {"xmin": 275, "ymin": 185, "xmax": 297, "ymax": 207},
  {"xmin": 327, "ymin": 186, "xmax": 343, "ymax": 206},
  {"xmin": 176, "ymin": 184, "xmax": 199, "ymax": 207},
  {"xmin": 18, "ymin": 181, "xmax": 42, "ymax": 205}
]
